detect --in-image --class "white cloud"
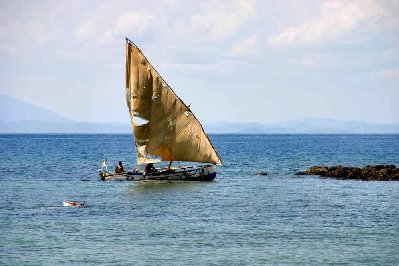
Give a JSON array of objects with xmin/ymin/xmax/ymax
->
[
  {"xmin": 383, "ymin": 47, "xmax": 399, "ymax": 56},
  {"xmin": 300, "ymin": 54, "xmax": 319, "ymax": 67},
  {"xmin": 75, "ymin": 7, "xmax": 154, "ymax": 45},
  {"xmin": 75, "ymin": 20, "xmax": 95, "ymax": 41},
  {"xmin": 190, "ymin": 0, "xmax": 256, "ymax": 40},
  {"xmin": 114, "ymin": 11, "xmax": 153, "ymax": 35},
  {"xmin": 268, "ymin": 0, "xmax": 390, "ymax": 47},
  {"xmin": 160, "ymin": 60, "xmax": 244, "ymax": 76},
  {"xmin": 0, "ymin": 0, "xmax": 398, "ymax": 124},
  {"xmin": 230, "ymin": 35, "xmax": 258, "ymax": 56},
  {"xmin": 0, "ymin": 17, "xmax": 57, "ymax": 55},
  {"xmin": 0, "ymin": 1, "xmax": 75, "ymax": 56},
  {"xmin": 373, "ymin": 68, "xmax": 399, "ymax": 79}
]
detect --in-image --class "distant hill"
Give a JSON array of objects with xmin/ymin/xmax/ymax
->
[
  {"xmin": 203, "ymin": 122, "xmax": 295, "ymax": 134},
  {"xmin": 1, "ymin": 94, "xmax": 398, "ymax": 134},
  {"xmin": 0, "ymin": 94, "xmax": 71, "ymax": 123},
  {"xmin": 274, "ymin": 117, "xmax": 399, "ymax": 134},
  {"xmin": 0, "ymin": 94, "xmax": 131, "ymax": 133},
  {"xmin": 0, "ymin": 120, "xmax": 131, "ymax": 133},
  {"xmin": 204, "ymin": 118, "xmax": 399, "ymax": 134}
]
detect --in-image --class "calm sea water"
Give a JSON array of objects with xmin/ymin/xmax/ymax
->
[{"xmin": 1, "ymin": 134, "xmax": 399, "ymax": 265}]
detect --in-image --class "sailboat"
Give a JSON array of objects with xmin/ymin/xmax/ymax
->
[{"xmin": 99, "ymin": 38, "xmax": 222, "ymax": 181}]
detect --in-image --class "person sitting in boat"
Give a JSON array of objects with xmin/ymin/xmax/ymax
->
[
  {"xmin": 144, "ymin": 163, "xmax": 157, "ymax": 175},
  {"xmin": 115, "ymin": 161, "xmax": 124, "ymax": 175}
]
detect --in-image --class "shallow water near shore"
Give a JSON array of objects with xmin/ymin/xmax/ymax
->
[{"xmin": 1, "ymin": 134, "xmax": 399, "ymax": 265}]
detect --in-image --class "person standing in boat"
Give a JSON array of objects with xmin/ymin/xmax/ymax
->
[{"xmin": 115, "ymin": 161, "xmax": 124, "ymax": 175}]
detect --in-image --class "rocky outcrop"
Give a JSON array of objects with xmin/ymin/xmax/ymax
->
[{"xmin": 296, "ymin": 165, "xmax": 399, "ymax": 181}]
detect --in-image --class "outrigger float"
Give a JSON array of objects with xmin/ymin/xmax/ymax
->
[{"xmin": 98, "ymin": 38, "xmax": 222, "ymax": 181}]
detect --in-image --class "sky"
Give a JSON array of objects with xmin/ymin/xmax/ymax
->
[{"xmin": 0, "ymin": 0, "xmax": 398, "ymax": 124}]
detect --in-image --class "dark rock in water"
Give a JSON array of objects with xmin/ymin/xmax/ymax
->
[
  {"xmin": 296, "ymin": 165, "xmax": 399, "ymax": 181},
  {"xmin": 306, "ymin": 166, "xmax": 329, "ymax": 176},
  {"xmin": 255, "ymin": 171, "xmax": 268, "ymax": 176},
  {"xmin": 295, "ymin": 171, "xmax": 306, "ymax": 175}
]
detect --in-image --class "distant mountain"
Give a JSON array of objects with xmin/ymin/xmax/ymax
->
[
  {"xmin": 204, "ymin": 118, "xmax": 399, "ymax": 134},
  {"xmin": 0, "ymin": 94, "xmax": 71, "ymax": 123},
  {"xmin": 0, "ymin": 94, "xmax": 131, "ymax": 133},
  {"xmin": 273, "ymin": 117, "xmax": 399, "ymax": 133},
  {"xmin": 1, "ymin": 94, "xmax": 398, "ymax": 134},
  {"xmin": 0, "ymin": 120, "xmax": 131, "ymax": 133},
  {"xmin": 203, "ymin": 121, "xmax": 295, "ymax": 134}
]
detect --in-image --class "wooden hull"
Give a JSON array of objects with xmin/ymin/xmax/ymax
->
[{"xmin": 99, "ymin": 165, "xmax": 217, "ymax": 181}]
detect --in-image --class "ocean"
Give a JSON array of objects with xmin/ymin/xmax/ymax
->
[{"xmin": 1, "ymin": 134, "xmax": 398, "ymax": 265}]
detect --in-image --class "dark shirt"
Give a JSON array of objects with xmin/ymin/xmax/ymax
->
[
  {"xmin": 145, "ymin": 163, "xmax": 155, "ymax": 174},
  {"xmin": 115, "ymin": 165, "xmax": 124, "ymax": 174}
]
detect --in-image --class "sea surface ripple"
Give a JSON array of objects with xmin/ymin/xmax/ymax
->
[{"xmin": 1, "ymin": 134, "xmax": 398, "ymax": 265}]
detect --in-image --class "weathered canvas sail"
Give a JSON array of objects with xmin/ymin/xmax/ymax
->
[{"xmin": 125, "ymin": 39, "xmax": 222, "ymax": 165}]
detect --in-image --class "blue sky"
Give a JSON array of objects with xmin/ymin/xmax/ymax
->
[{"xmin": 0, "ymin": 0, "xmax": 398, "ymax": 124}]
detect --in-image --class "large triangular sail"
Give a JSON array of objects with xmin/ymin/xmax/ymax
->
[{"xmin": 125, "ymin": 39, "xmax": 222, "ymax": 165}]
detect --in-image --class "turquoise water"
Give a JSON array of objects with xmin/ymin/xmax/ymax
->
[{"xmin": 1, "ymin": 134, "xmax": 399, "ymax": 265}]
